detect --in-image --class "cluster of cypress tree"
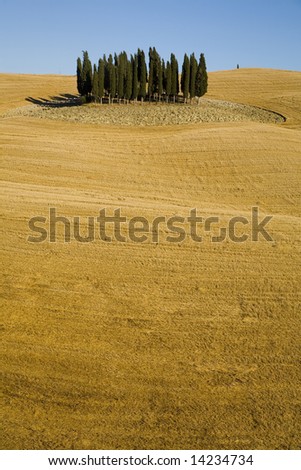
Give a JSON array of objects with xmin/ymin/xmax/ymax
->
[{"xmin": 76, "ymin": 48, "xmax": 208, "ymax": 103}]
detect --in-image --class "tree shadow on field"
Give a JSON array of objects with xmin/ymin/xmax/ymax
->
[{"xmin": 26, "ymin": 93, "xmax": 81, "ymax": 107}]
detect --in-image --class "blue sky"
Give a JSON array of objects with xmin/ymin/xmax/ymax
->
[{"xmin": 0, "ymin": 0, "xmax": 300, "ymax": 74}]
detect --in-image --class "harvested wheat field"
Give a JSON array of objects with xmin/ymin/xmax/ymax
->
[{"xmin": 1, "ymin": 69, "xmax": 301, "ymax": 450}]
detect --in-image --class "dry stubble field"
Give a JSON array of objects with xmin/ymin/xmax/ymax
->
[{"xmin": 1, "ymin": 69, "xmax": 301, "ymax": 449}]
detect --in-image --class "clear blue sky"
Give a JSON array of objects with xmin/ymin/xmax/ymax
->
[{"xmin": 0, "ymin": 0, "xmax": 300, "ymax": 74}]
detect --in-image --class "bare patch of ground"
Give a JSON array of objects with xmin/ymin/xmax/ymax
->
[{"xmin": 3, "ymin": 97, "xmax": 284, "ymax": 126}]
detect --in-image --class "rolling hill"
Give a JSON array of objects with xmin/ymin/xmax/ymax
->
[{"xmin": 1, "ymin": 68, "xmax": 300, "ymax": 449}]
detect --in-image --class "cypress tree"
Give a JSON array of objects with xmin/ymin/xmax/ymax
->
[
  {"xmin": 195, "ymin": 53, "xmax": 208, "ymax": 100},
  {"xmin": 138, "ymin": 49, "xmax": 147, "ymax": 101},
  {"xmin": 132, "ymin": 54, "xmax": 138, "ymax": 101},
  {"xmin": 123, "ymin": 53, "xmax": 128, "ymax": 100},
  {"xmin": 189, "ymin": 53, "xmax": 197, "ymax": 100},
  {"xmin": 195, "ymin": 62, "xmax": 202, "ymax": 101},
  {"xmin": 125, "ymin": 59, "xmax": 132, "ymax": 101},
  {"xmin": 98, "ymin": 58, "xmax": 105, "ymax": 102},
  {"xmin": 117, "ymin": 52, "xmax": 122, "ymax": 98},
  {"xmin": 114, "ymin": 53, "xmax": 119, "ymax": 94},
  {"xmin": 176, "ymin": 61, "xmax": 179, "ymax": 95},
  {"xmin": 107, "ymin": 54, "xmax": 116, "ymax": 102},
  {"xmin": 165, "ymin": 60, "xmax": 172, "ymax": 101},
  {"xmin": 151, "ymin": 47, "xmax": 162, "ymax": 99},
  {"xmin": 158, "ymin": 57, "xmax": 163, "ymax": 99},
  {"xmin": 92, "ymin": 64, "xmax": 99, "ymax": 101},
  {"xmin": 82, "ymin": 51, "xmax": 92, "ymax": 96},
  {"xmin": 148, "ymin": 47, "xmax": 154, "ymax": 101},
  {"xmin": 103, "ymin": 54, "xmax": 109, "ymax": 95},
  {"xmin": 114, "ymin": 53, "xmax": 118, "ymax": 67},
  {"xmin": 117, "ymin": 51, "xmax": 127, "ymax": 99},
  {"xmin": 115, "ymin": 64, "xmax": 119, "ymax": 99},
  {"xmin": 170, "ymin": 53, "xmax": 179, "ymax": 101},
  {"xmin": 148, "ymin": 48, "xmax": 163, "ymax": 100},
  {"xmin": 200, "ymin": 52, "xmax": 208, "ymax": 96},
  {"xmin": 181, "ymin": 53, "xmax": 190, "ymax": 102},
  {"xmin": 180, "ymin": 57, "xmax": 185, "ymax": 95},
  {"xmin": 111, "ymin": 67, "xmax": 117, "ymax": 102},
  {"xmin": 162, "ymin": 59, "xmax": 166, "ymax": 93},
  {"xmin": 76, "ymin": 57, "xmax": 83, "ymax": 95}
]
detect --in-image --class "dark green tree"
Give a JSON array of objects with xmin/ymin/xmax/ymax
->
[
  {"xmin": 114, "ymin": 53, "xmax": 119, "ymax": 94},
  {"xmin": 97, "ymin": 58, "xmax": 105, "ymax": 102},
  {"xmin": 189, "ymin": 53, "xmax": 198, "ymax": 100},
  {"xmin": 165, "ymin": 60, "xmax": 172, "ymax": 100},
  {"xmin": 76, "ymin": 57, "xmax": 83, "ymax": 95},
  {"xmin": 148, "ymin": 47, "xmax": 163, "ymax": 100},
  {"xmin": 107, "ymin": 54, "xmax": 116, "ymax": 102},
  {"xmin": 158, "ymin": 57, "xmax": 163, "ymax": 99},
  {"xmin": 92, "ymin": 64, "xmax": 99, "ymax": 100},
  {"xmin": 153, "ymin": 48, "xmax": 162, "ymax": 99},
  {"xmin": 132, "ymin": 54, "xmax": 138, "ymax": 101},
  {"xmin": 114, "ymin": 52, "xmax": 118, "ymax": 67},
  {"xmin": 82, "ymin": 51, "xmax": 92, "ymax": 96},
  {"xmin": 200, "ymin": 52, "xmax": 208, "ymax": 96},
  {"xmin": 117, "ymin": 52, "xmax": 127, "ymax": 99},
  {"xmin": 195, "ymin": 64, "xmax": 202, "ymax": 100},
  {"xmin": 138, "ymin": 49, "xmax": 147, "ymax": 101},
  {"xmin": 125, "ymin": 58, "xmax": 132, "ymax": 101},
  {"xmin": 115, "ymin": 64, "xmax": 119, "ymax": 99},
  {"xmin": 181, "ymin": 53, "xmax": 190, "ymax": 102},
  {"xmin": 162, "ymin": 59, "xmax": 166, "ymax": 91},
  {"xmin": 148, "ymin": 47, "xmax": 154, "ymax": 100},
  {"xmin": 170, "ymin": 53, "xmax": 179, "ymax": 101},
  {"xmin": 103, "ymin": 54, "xmax": 109, "ymax": 95},
  {"xmin": 195, "ymin": 53, "xmax": 208, "ymax": 99}
]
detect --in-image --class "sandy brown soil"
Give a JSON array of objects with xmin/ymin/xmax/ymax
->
[{"xmin": 1, "ymin": 69, "xmax": 300, "ymax": 450}]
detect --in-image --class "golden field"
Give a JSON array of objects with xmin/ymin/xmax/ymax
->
[{"xmin": 1, "ymin": 69, "xmax": 301, "ymax": 449}]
